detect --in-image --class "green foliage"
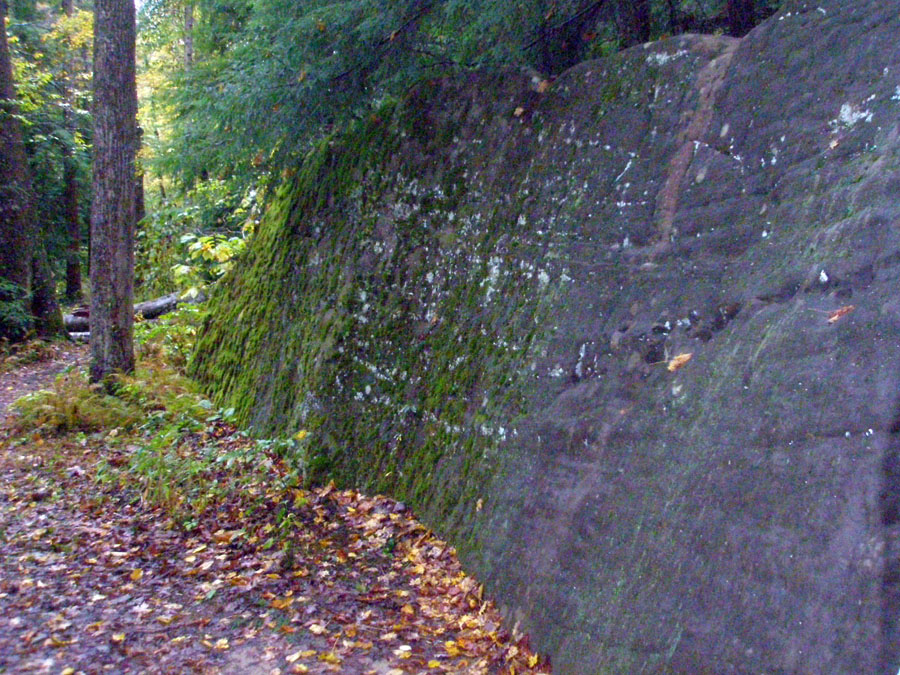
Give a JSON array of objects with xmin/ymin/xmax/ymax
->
[
  {"xmin": 0, "ymin": 280, "xmax": 33, "ymax": 342},
  {"xmin": 144, "ymin": 0, "xmax": 781, "ymax": 201},
  {"xmin": 135, "ymin": 179, "xmax": 261, "ymax": 300},
  {"xmin": 135, "ymin": 305, "xmax": 206, "ymax": 373},
  {"xmin": 12, "ymin": 308, "xmax": 207, "ymax": 434},
  {"xmin": 6, "ymin": 6, "xmax": 93, "ymax": 273}
]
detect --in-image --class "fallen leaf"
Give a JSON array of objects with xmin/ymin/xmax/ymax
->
[
  {"xmin": 667, "ymin": 353, "xmax": 692, "ymax": 372},
  {"xmin": 827, "ymin": 305, "xmax": 855, "ymax": 323},
  {"xmin": 513, "ymin": 107, "xmax": 525, "ymax": 117},
  {"xmin": 130, "ymin": 568, "xmax": 143, "ymax": 582},
  {"xmin": 111, "ymin": 633, "xmax": 125, "ymax": 643}
]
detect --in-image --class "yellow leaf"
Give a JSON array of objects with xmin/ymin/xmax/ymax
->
[
  {"xmin": 308, "ymin": 623, "xmax": 327, "ymax": 635},
  {"xmin": 444, "ymin": 640, "xmax": 461, "ymax": 656},
  {"xmin": 667, "ymin": 353, "xmax": 692, "ymax": 372},
  {"xmin": 214, "ymin": 637, "xmax": 229, "ymax": 650},
  {"xmin": 513, "ymin": 107, "xmax": 525, "ymax": 117},
  {"xmin": 319, "ymin": 652, "xmax": 341, "ymax": 664},
  {"xmin": 475, "ymin": 498, "xmax": 483, "ymax": 512},
  {"xmin": 428, "ymin": 661, "xmax": 442, "ymax": 669},
  {"xmin": 111, "ymin": 633, "xmax": 125, "ymax": 643},
  {"xmin": 62, "ymin": 668, "xmax": 75, "ymax": 675},
  {"xmin": 528, "ymin": 654, "xmax": 539, "ymax": 667},
  {"xmin": 294, "ymin": 429, "xmax": 309, "ymax": 441},
  {"xmin": 401, "ymin": 603, "xmax": 415, "ymax": 616},
  {"xmin": 271, "ymin": 596, "xmax": 294, "ymax": 610},
  {"xmin": 130, "ymin": 568, "xmax": 143, "ymax": 582},
  {"xmin": 286, "ymin": 650, "xmax": 302, "ymax": 663},
  {"xmin": 292, "ymin": 665, "xmax": 309, "ymax": 674}
]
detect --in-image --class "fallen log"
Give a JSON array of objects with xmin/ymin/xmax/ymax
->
[{"xmin": 64, "ymin": 291, "xmax": 205, "ymax": 333}]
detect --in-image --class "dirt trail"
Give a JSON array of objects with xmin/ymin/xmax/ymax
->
[
  {"xmin": 0, "ymin": 341, "xmax": 88, "ymax": 418},
  {"xmin": 0, "ymin": 344, "xmax": 546, "ymax": 674}
]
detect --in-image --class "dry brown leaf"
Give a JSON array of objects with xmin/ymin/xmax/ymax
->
[{"xmin": 667, "ymin": 353, "xmax": 692, "ymax": 372}]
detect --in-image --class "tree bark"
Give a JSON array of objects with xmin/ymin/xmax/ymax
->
[
  {"xmin": 90, "ymin": 0, "xmax": 138, "ymax": 382},
  {"xmin": 184, "ymin": 3, "xmax": 194, "ymax": 69},
  {"xmin": 31, "ymin": 243, "xmax": 65, "ymax": 336},
  {"xmin": 0, "ymin": 0, "xmax": 34, "ymax": 293},
  {"xmin": 1, "ymin": 0, "xmax": 65, "ymax": 338},
  {"xmin": 63, "ymin": 151, "xmax": 82, "ymax": 300},
  {"xmin": 62, "ymin": 0, "xmax": 82, "ymax": 301}
]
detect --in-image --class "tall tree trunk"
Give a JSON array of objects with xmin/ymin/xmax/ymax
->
[
  {"xmin": 90, "ymin": 0, "xmax": 137, "ymax": 382},
  {"xmin": 63, "ymin": 150, "xmax": 82, "ymax": 300},
  {"xmin": 184, "ymin": 3, "xmax": 193, "ymax": 69},
  {"xmin": 0, "ymin": 0, "xmax": 33, "ymax": 293},
  {"xmin": 1, "ymin": 0, "xmax": 64, "ymax": 338},
  {"xmin": 31, "ymin": 243, "xmax": 65, "ymax": 336},
  {"xmin": 62, "ymin": 0, "xmax": 82, "ymax": 301}
]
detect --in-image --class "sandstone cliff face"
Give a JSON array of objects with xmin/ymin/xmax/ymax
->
[{"xmin": 193, "ymin": 1, "xmax": 900, "ymax": 671}]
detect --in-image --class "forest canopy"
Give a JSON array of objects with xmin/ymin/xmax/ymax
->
[{"xmin": 2, "ymin": 0, "xmax": 779, "ymax": 339}]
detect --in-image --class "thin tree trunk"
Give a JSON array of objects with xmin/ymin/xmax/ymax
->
[
  {"xmin": 90, "ymin": 0, "xmax": 137, "ymax": 382},
  {"xmin": 62, "ymin": 0, "xmax": 81, "ymax": 301},
  {"xmin": 134, "ymin": 124, "xmax": 145, "ymax": 224},
  {"xmin": 63, "ymin": 151, "xmax": 82, "ymax": 300},
  {"xmin": 184, "ymin": 3, "xmax": 193, "ymax": 69}
]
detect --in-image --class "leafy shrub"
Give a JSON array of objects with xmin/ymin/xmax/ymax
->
[{"xmin": 0, "ymin": 280, "xmax": 33, "ymax": 342}]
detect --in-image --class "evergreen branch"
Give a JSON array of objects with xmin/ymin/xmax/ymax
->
[{"xmin": 523, "ymin": 0, "xmax": 609, "ymax": 51}]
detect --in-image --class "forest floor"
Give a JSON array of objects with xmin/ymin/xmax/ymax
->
[{"xmin": 0, "ymin": 340, "xmax": 548, "ymax": 674}]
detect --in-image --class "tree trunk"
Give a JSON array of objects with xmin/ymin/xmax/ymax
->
[
  {"xmin": 63, "ymin": 152, "xmax": 82, "ymax": 301},
  {"xmin": 184, "ymin": 3, "xmax": 193, "ymax": 69},
  {"xmin": 134, "ymin": 124, "xmax": 145, "ymax": 224},
  {"xmin": 31, "ymin": 242, "xmax": 65, "ymax": 337},
  {"xmin": 90, "ymin": 0, "xmax": 138, "ymax": 383},
  {"xmin": 62, "ymin": 0, "xmax": 82, "ymax": 302},
  {"xmin": 1, "ymin": 0, "xmax": 65, "ymax": 338},
  {"xmin": 0, "ymin": 0, "xmax": 34, "ymax": 293}
]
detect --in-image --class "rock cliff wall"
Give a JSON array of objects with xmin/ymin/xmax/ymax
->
[{"xmin": 192, "ymin": 1, "xmax": 900, "ymax": 670}]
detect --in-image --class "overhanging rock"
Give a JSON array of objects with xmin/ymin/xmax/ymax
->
[{"xmin": 193, "ymin": 0, "xmax": 900, "ymax": 671}]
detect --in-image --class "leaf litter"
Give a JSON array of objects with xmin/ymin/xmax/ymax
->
[{"xmin": 0, "ymin": 346, "xmax": 550, "ymax": 674}]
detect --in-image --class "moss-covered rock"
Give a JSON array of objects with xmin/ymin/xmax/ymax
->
[{"xmin": 194, "ymin": 3, "xmax": 900, "ymax": 671}]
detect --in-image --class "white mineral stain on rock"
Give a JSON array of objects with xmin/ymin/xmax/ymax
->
[
  {"xmin": 646, "ymin": 50, "xmax": 688, "ymax": 66},
  {"xmin": 831, "ymin": 103, "xmax": 873, "ymax": 129}
]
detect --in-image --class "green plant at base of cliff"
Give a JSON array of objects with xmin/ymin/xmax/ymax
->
[{"xmin": 0, "ymin": 280, "xmax": 34, "ymax": 342}]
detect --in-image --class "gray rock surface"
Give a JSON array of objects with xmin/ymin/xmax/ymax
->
[{"xmin": 195, "ymin": 1, "xmax": 900, "ymax": 671}]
